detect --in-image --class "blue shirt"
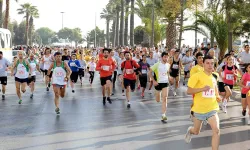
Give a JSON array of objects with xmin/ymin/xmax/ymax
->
[{"xmin": 68, "ymin": 59, "xmax": 80, "ymax": 72}]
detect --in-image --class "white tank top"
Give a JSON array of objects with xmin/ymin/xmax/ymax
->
[
  {"xmin": 88, "ymin": 62, "xmax": 96, "ymax": 71},
  {"xmin": 15, "ymin": 61, "xmax": 29, "ymax": 79},
  {"xmin": 43, "ymin": 55, "xmax": 52, "ymax": 70},
  {"xmin": 29, "ymin": 60, "xmax": 37, "ymax": 76},
  {"xmin": 52, "ymin": 63, "xmax": 67, "ymax": 85}
]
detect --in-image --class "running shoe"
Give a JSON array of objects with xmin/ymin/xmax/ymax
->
[
  {"xmin": 203, "ymin": 120, "xmax": 208, "ymax": 125},
  {"xmin": 18, "ymin": 100, "xmax": 22, "ymax": 104},
  {"xmin": 141, "ymin": 93, "xmax": 144, "ymax": 98},
  {"xmin": 46, "ymin": 87, "xmax": 49, "ymax": 91},
  {"xmin": 2, "ymin": 95, "xmax": 5, "ymax": 100},
  {"xmin": 107, "ymin": 97, "xmax": 112, "ymax": 104},
  {"xmin": 127, "ymin": 103, "xmax": 131, "ymax": 108},
  {"xmin": 72, "ymin": 90, "xmax": 75, "ymax": 93},
  {"xmin": 173, "ymin": 91, "xmax": 177, "ymax": 97},
  {"xmin": 103, "ymin": 97, "xmax": 106, "ymax": 105},
  {"xmin": 184, "ymin": 126, "xmax": 193, "ymax": 143},
  {"xmin": 242, "ymin": 110, "xmax": 247, "ymax": 116},
  {"xmin": 55, "ymin": 108, "xmax": 60, "ymax": 114},
  {"xmin": 162, "ymin": 115, "xmax": 167, "ymax": 121},
  {"xmin": 30, "ymin": 94, "xmax": 33, "ymax": 99}
]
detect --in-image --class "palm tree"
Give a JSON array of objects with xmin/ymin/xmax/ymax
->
[
  {"xmin": 3, "ymin": 0, "xmax": 18, "ymax": 29},
  {"xmin": 17, "ymin": 3, "xmax": 35, "ymax": 45},
  {"xmin": 0, "ymin": 0, "xmax": 3, "ymax": 27},
  {"xmin": 119, "ymin": 0, "xmax": 124, "ymax": 46},
  {"xmin": 130, "ymin": 0, "xmax": 135, "ymax": 46},
  {"xmin": 28, "ymin": 6, "xmax": 39, "ymax": 45},
  {"xmin": 100, "ymin": 5, "xmax": 113, "ymax": 48},
  {"xmin": 124, "ymin": 0, "xmax": 130, "ymax": 46}
]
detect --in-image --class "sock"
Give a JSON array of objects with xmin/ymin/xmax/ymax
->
[
  {"xmin": 127, "ymin": 101, "xmax": 130, "ymax": 104},
  {"xmin": 162, "ymin": 113, "xmax": 166, "ymax": 117}
]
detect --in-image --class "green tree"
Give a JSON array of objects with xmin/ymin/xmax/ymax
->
[
  {"xmin": 134, "ymin": 25, "xmax": 145, "ymax": 45},
  {"xmin": 17, "ymin": 3, "xmax": 36, "ymax": 45},
  {"xmin": 4, "ymin": 0, "xmax": 18, "ymax": 29},
  {"xmin": 86, "ymin": 27, "xmax": 105, "ymax": 47},
  {"xmin": 124, "ymin": 0, "xmax": 130, "ymax": 46},
  {"xmin": 100, "ymin": 4, "xmax": 113, "ymax": 48},
  {"xmin": 36, "ymin": 27, "xmax": 55, "ymax": 45},
  {"xmin": 13, "ymin": 21, "xmax": 26, "ymax": 45},
  {"xmin": 58, "ymin": 27, "xmax": 73, "ymax": 40},
  {"xmin": 119, "ymin": 0, "xmax": 124, "ymax": 46},
  {"xmin": 130, "ymin": 0, "xmax": 135, "ymax": 46},
  {"xmin": 28, "ymin": 6, "xmax": 39, "ymax": 45}
]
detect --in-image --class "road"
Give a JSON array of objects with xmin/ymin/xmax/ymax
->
[{"xmin": 0, "ymin": 73, "xmax": 249, "ymax": 150}]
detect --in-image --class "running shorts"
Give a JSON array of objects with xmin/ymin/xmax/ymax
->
[
  {"xmin": 70, "ymin": 72, "xmax": 79, "ymax": 83},
  {"xmin": 44, "ymin": 70, "xmax": 53, "ymax": 78},
  {"xmin": 27, "ymin": 76, "xmax": 36, "ymax": 84},
  {"xmin": 123, "ymin": 78, "xmax": 136, "ymax": 91},
  {"xmin": 155, "ymin": 83, "xmax": 169, "ymax": 91},
  {"xmin": 0, "ymin": 76, "xmax": 7, "ymax": 85},
  {"xmin": 100, "ymin": 75, "xmax": 112, "ymax": 86},
  {"xmin": 139, "ymin": 76, "xmax": 147, "ymax": 88}
]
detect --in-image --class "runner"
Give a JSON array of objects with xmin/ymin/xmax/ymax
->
[
  {"xmin": 185, "ymin": 55, "xmax": 221, "ymax": 150},
  {"xmin": 42, "ymin": 48, "xmax": 54, "ymax": 91},
  {"xmin": 47, "ymin": 52, "xmax": 71, "ymax": 114},
  {"xmin": 96, "ymin": 49, "xmax": 116, "ymax": 105},
  {"xmin": 0, "ymin": 51, "xmax": 10, "ymax": 100},
  {"xmin": 39, "ymin": 53, "xmax": 45, "ymax": 81},
  {"xmin": 138, "ymin": 55, "xmax": 150, "ymax": 98},
  {"xmin": 148, "ymin": 52, "xmax": 171, "ymax": 121},
  {"xmin": 68, "ymin": 53, "xmax": 81, "ymax": 93},
  {"xmin": 87, "ymin": 57, "xmax": 96, "ymax": 85},
  {"xmin": 121, "ymin": 51, "xmax": 140, "ymax": 108},
  {"xmin": 146, "ymin": 51, "xmax": 158, "ymax": 93},
  {"xmin": 182, "ymin": 49, "xmax": 193, "ymax": 86},
  {"xmin": 239, "ymin": 63, "xmax": 250, "ymax": 123},
  {"xmin": 117, "ymin": 52, "xmax": 126, "ymax": 95},
  {"xmin": 27, "ymin": 53, "xmax": 41, "ymax": 99},
  {"xmin": 111, "ymin": 50, "xmax": 119, "ymax": 88},
  {"xmin": 169, "ymin": 49, "xmax": 182, "ymax": 96},
  {"xmin": 78, "ymin": 54, "xmax": 86, "ymax": 85},
  {"xmin": 132, "ymin": 51, "xmax": 141, "ymax": 90},
  {"xmin": 11, "ymin": 51, "xmax": 31, "ymax": 104}
]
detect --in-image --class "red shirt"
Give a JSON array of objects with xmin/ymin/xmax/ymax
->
[
  {"xmin": 96, "ymin": 58, "xmax": 116, "ymax": 77},
  {"xmin": 121, "ymin": 60, "xmax": 140, "ymax": 80}
]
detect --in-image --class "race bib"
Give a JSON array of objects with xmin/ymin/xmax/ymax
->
[
  {"xmin": 202, "ymin": 89, "xmax": 215, "ymax": 98},
  {"xmin": 55, "ymin": 71, "xmax": 64, "ymax": 77},
  {"xmin": 70, "ymin": 62, "xmax": 76, "ymax": 67},
  {"xmin": 18, "ymin": 70, "xmax": 25, "ymax": 75},
  {"xmin": 126, "ymin": 69, "xmax": 134, "ymax": 74},
  {"xmin": 102, "ymin": 66, "xmax": 110, "ymax": 71},
  {"xmin": 141, "ymin": 69, "xmax": 147, "ymax": 74},
  {"xmin": 45, "ymin": 61, "xmax": 50, "ymax": 65},
  {"xmin": 226, "ymin": 74, "xmax": 234, "ymax": 80},
  {"xmin": 246, "ymin": 81, "xmax": 250, "ymax": 87},
  {"xmin": 172, "ymin": 64, "xmax": 179, "ymax": 69},
  {"xmin": 90, "ymin": 67, "xmax": 95, "ymax": 71}
]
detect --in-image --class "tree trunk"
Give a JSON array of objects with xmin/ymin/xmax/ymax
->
[
  {"xmin": 227, "ymin": 9, "xmax": 232, "ymax": 51},
  {"xmin": 0, "ymin": 0, "xmax": 3, "ymax": 27},
  {"xmin": 112, "ymin": 19, "xmax": 116, "ymax": 48},
  {"xmin": 130, "ymin": 0, "xmax": 135, "ymax": 47},
  {"xmin": 166, "ymin": 20, "xmax": 176, "ymax": 49},
  {"xmin": 28, "ymin": 16, "xmax": 33, "ymax": 46},
  {"xmin": 210, "ymin": 33, "xmax": 214, "ymax": 47},
  {"xmin": 25, "ymin": 13, "xmax": 29, "ymax": 45},
  {"xmin": 106, "ymin": 19, "xmax": 110, "ymax": 48},
  {"xmin": 119, "ymin": 0, "xmax": 124, "ymax": 46},
  {"xmin": 124, "ymin": 0, "xmax": 130, "ymax": 46},
  {"xmin": 178, "ymin": 0, "xmax": 184, "ymax": 49},
  {"xmin": 151, "ymin": 0, "xmax": 155, "ymax": 47},
  {"xmin": 3, "ymin": 0, "xmax": 9, "ymax": 29},
  {"xmin": 115, "ymin": 7, "xmax": 120, "ymax": 47}
]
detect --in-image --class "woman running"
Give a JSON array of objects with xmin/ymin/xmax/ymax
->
[
  {"xmin": 78, "ymin": 54, "xmax": 86, "ymax": 85},
  {"xmin": 138, "ymin": 55, "xmax": 150, "ymax": 98},
  {"xmin": 87, "ymin": 57, "xmax": 96, "ymax": 85}
]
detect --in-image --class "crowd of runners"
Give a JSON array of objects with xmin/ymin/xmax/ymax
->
[{"xmin": 0, "ymin": 43, "xmax": 250, "ymax": 149}]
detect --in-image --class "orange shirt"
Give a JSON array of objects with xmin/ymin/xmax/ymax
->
[{"xmin": 96, "ymin": 58, "xmax": 116, "ymax": 77}]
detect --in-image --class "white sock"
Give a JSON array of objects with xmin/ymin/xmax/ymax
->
[
  {"xmin": 127, "ymin": 101, "xmax": 130, "ymax": 104},
  {"xmin": 162, "ymin": 113, "xmax": 166, "ymax": 117}
]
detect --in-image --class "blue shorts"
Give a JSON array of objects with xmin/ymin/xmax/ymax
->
[{"xmin": 193, "ymin": 110, "xmax": 217, "ymax": 121}]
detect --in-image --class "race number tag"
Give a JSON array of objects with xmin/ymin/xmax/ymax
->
[
  {"xmin": 226, "ymin": 74, "xmax": 234, "ymax": 80},
  {"xmin": 102, "ymin": 66, "xmax": 110, "ymax": 71},
  {"xmin": 126, "ymin": 69, "xmax": 134, "ymax": 74},
  {"xmin": 70, "ymin": 62, "xmax": 76, "ymax": 67},
  {"xmin": 45, "ymin": 61, "xmax": 50, "ymax": 65},
  {"xmin": 202, "ymin": 89, "xmax": 215, "ymax": 98},
  {"xmin": 141, "ymin": 69, "xmax": 147, "ymax": 74},
  {"xmin": 246, "ymin": 81, "xmax": 250, "ymax": 87},
  {"xmin": 55, "ymin": 71, "xmax": 63, "ymax": 77},
  {"xmin": 172, "ymin": 64, "xmax": 179, "ymax": 69},
  {"xmin": 18, "ymin": 70, "xmax": 25, "ymax": 75}
]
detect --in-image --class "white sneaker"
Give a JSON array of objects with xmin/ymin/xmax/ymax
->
[
  {"xmin": 185, "ymin": 126, "xmax": 192, "ymax": 143},
  {"xmin": 173, "ymin": 91, "xmax": 177, "ymax": 96},
  {"xmin": 203, "ymin": 120, "xmax": 208, "ymax": 125},
  {"xmin": 222, "ymin": 100, "xmax": 227, "ymax": 113},
  {"xmin": 248, "ymin": 116, "xmax": 250, "ymax": 125}
]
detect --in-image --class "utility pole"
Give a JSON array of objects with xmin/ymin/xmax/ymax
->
[
  {"xmin": 95, "ymin": 11, "xmax": 97, "ymax": 48},
  {"xmin": 60, "ymin": 12, "xmax": 65, "ymax": 30}
]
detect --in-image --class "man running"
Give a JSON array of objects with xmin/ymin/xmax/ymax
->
[
  {"xmin": 182, "ymin": 49, "xmax": 193, "ymax": 86},
  {"xmin": 185, "ymin": 55, "xmax": 220, "ymax": 150},
  {"xmin": 117, "ymin": 52, "xmax": 126, "ymax": 95},
  {"xmin": 0, "ymin": 51, "xmax": 10, "ymax": 100},
  {"xmin": 96, "ymin": 48, "xmax": 116, "ymax": 105},
  {"xmin": 42, "ymin": 48, "xmax": 54, "ymax": 91},
  {"xmin": 148, "ymin": 52, "xmax": 171, "ymax": 121},
  {"xmin": 47, "ymin": 52, "xmax": 71, "ymax": 114},
  {"xmin": 121, "ymin": 51, "xmax": 140, "ymax": 108},
  {"xmin": 68, "ymin": 54, "xmax": 81, "ymax": 93},
  {"xmin": 138, "ymin": 55, "xmax": 150, "ymax": 98},
  {"xmin": 147, "ymin": 51, "xmax": 158, "ymax": 93},
  {"xmin": 11, "ymin": 51, "xmax": 31, "ymax": 104}
]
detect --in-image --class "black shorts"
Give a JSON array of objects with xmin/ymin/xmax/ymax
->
[
  {"xmin": 44, "ymin": 70, "xmax": 53, "ymax": 78},
  {"xmin": 0, "ymin": 76, "xmax": 7, "ymax": 85},
  {"xmin": 70, "ymin": 72, "xmax": 79, "ymax": 83},
  {"xmin": 242, "ymin": 93, "xmax": 247, "ymax": 98},
  {"xmin": 184, "ymin": 71, "xmax": 190, "ymax": 76},
  {"xmin": 139, "ymin": 76, "xmax": 147, "ymax": 88},
  {"xmin": 218, "ymin": 82, "xmax": 225, "ymax": 92},
  {"xmin": 155, "ymin": 83, "xmax": 169, "ymax": 91},
  {"xmin": 15, "ymin": 77, "xmax": 28, "ymax": 83},
  {"xmin": 123, "ymin": 78, "xmax": 136, "ymax": 91},
  {"xmin": 170, "ymin": 70, "xmax": 179, "ymax": 78},
  {"xmin": 224, "ymin": 84, "xmax": 233, "ymax": 89},
  {"xmin": 27, "ymin": 76, "xmax": 36, "ymax": 84},
  {"xmin": 40, "ymin": 69, "xmax": 45, "ymax": 73},
  {"xmin": 78, "ymin": 68, "xmax": 84, "ymax": 77},
  {"xmin": 100, "ymin": 75, "xmax": 112, "ymax": 86}
]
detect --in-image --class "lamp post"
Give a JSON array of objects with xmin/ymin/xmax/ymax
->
[{"xmin": 60, "ymin": 12, "xmax": 65, "ymax": 30}]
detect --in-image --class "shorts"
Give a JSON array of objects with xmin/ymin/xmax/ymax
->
[
  {"xmin": 100, "ymin": 75, "xmax": 112, "ymax": 86},
  {"xmin": 0, "ymin": 76, "xmax": 7, "ymax": 85},
  {"xmin": 70, "ymin": 72, "xmax": 79, "ymax": 83},
  {"xmin": 194, "ymin": 110, "xmax": 217, "ymax": 121},
  {"xmin": 15, "ymin": 77, "xmax": 28, "ymax": 83},
  {"xmin": 139, "ymin": 76, "xmax": 147, "ymax": 88},
  {"xmin": 218, "ymin": 82, "xmax": 225, "ymax": 92},
  {"xmin": 53, "ymin": 84, "xmax": 66, "ymax": 89},
  {"xmin": 170, "ymin": 70, "xmax": 179, "ymax": 78},
  {"xmin": 27, "ymin": 76, "xmax": 36, "ymax": 84},
  {"xmin": 184, "ymin": 71, "xmax": 190, "ymax": 76},
  {"xmin": 44, "ymin": 70, "xmax": 53, "ymax": 78},
  {"xmin": 241, "ymin": 93, "xmax": 246, "ymax": 98},
  {"xmin": 224, "ymin": 84, "xmax": 233, "ymax": 90},
  {"xmin": 40, "ymin": 69, "xmax": 45, "ymax": 73},
  {"xmin": 78, "ymin": 68, "xmax": 85, "ymax": 77},
  {"xmin": 155, "ymin": 83, "xmax": 169, "ymax": 91},
  {"xmin": 123, "ymin": 78, "xmax": 136, "ymax": 91}
]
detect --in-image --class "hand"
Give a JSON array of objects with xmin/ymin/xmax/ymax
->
[
  {"xmin": 216, "ymin": 96, "xmax": 221, "ymax": 102},
  {"xmin": 153, "ymin": 80, "xmax": 159, "ymax": 86},
  {"xmin": 202, "ymin": 85, "xmax": 210, "ymax": 92},
  {"xmin": 10, "ymin": 72, "xmax": 14, "ymax": 76},
  {"xmin": 139, "ymin": 72, "xmax": 142, "ymax": 76},
  {"xmin": 64, "ymin": 77, "xmax": 68, "ymax": 82},
  {"xmin": 46, "ymin": 76, "xmax": 50, "ymax": 82}
]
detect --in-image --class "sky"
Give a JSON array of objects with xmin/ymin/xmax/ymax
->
[{"xmin": 8, "ymin": 0, "xmax": 204, "ymax": 47}]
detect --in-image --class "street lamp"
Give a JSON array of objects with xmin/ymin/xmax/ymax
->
[{"xmin": 60, "ymin": 12, "xmax": 65, "ymax": 30}]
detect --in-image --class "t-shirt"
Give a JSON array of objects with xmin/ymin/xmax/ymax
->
[
  {"xmin": 0, "ymin": 58, "xmax": 10, "ymax": 77},
  {"xmin": 151, "ymin": 62, "xmax": 170, "ymax": 83},
  {"xmin": 188, "ymin": 71, "xmax": 219, "ymax": 113},
  {"xmin": 138, "ymin": 61, "xmax": 150, "ymax": 76},
  {"xmin": 68, "ymin": 60, "xmax": 80, "ymax": 72},
  {"xmin": 146, "ymin": 58, "xmax": 158, "ymax": 67},
  {"xmin": 237, "ymin": 51, "xmax": 250, "ymax": 64},
  {"xmin": 121, "ymin": 60, "xmax": 140, "ymax": 80},
  {"xmin": 190, "ymin": 65, "xmax": 203, "ymax": 77},
  {"xmin": 62, "ymin": 55, "xmax": 71, "ymax": 61},
  {"xmin": 182, "ymin": 56, "xmax": 194, "ymax": 72},
  {"xmin": 96, "ymin": 58, "xmax": 116, "ymax": 77},
  {"xmin": 241, "ymin": 73, "xmax": 250, "ymax": 94}
]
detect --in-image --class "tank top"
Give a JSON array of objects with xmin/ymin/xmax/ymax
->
[
  {"xmin": 241, "ymin": 73, "xmax": 250, "ymax": 94},
  {"xmin": 52, "ymin": 62, "xmax": 67, "ymax": 85},
  {"xmin": 43, "ymin": 55, "xmax": 52, "ymax": 70},
  {"xmin": 171, "ymin": 57, "xmax": 180, "ymax": 70},
  {"xmin": 15, "ymin": 60, "xmax": 29, "ymax": 79},
  {"xmin": 28, "ymin": 59, "xmax": 37, "ymax": 76},
  {"xmin": 223, "ymin": 65, "xmax": 236, "ymax": 85}
]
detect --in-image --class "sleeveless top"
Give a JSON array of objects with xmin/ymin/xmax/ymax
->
[
  {"xmin": 52, "ymin": 62, "xmax": 67, "ymax": 85},
  {"xmin": 15, "ymin": 60, "xmax": 29, "ymax": 79}
]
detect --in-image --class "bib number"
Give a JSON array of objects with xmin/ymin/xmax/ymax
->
[
  {"xmin": 226, "ymin": 74, "xmax": 234, "ymax": 80},
  {"xmin": 172, "ymin": 64, "xmax": 179, "ymax": 69},
  {"xmin": 141, "ymin": 69, "xmax": 147, "ymax": 74},
  {"xmin": 126, "ymin": 69, "xmax": 134, "ymax": 74},
  {"xmin": 18, "ymin": 70, "xmax": 25, "ymax": 75},
  {"xmin": 246, "ymin": 81, "xmax": 250, "ymax": 87},
  {"xmin": 70, "ymin": 62, "xmax": 76, "ymax": 67},
  {"xmin": 102, "ymin": 66, "xmax": 110, "ymax": 71},
  {"xmin": 202, "ymin": 89, "xmax": 215, "ymax": 98},
  {"xmin": 55, "ymin": 72, "xmax": 63, "ymax": 77}
]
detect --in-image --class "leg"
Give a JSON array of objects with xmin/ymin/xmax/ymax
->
[
  {"xmin": 2, "ymin": 85, "xmax": 6, "ymax": 95},
  {"xmin": 175, "ymin": 76, "xmax": 180, "ymax": 89},
  {"xmin": 20, "ymin": 82, "xmax": 27, "ymax": 93},
  {"xmin": 155, "ymin": 90, "xmax": 161, "ymax": 102},
  {"xmin": 224, "ymin": 86, "xmax": 232, "ymax": 100},
  {"xmin": 241, "ymin": 98, "xmax": 247, "ymax": 111},
  {"xmin": 15, "ymin": 81, "xmax": 21, "ymax": 99},
  {"xmin": 189, "ymin": 117, "xmax": 203, "ymax": 135},
  {"xmin": 60, "ymin": 87, "xmax": 66, "ymax": 98},
  {"xmin": 161, "ymin": 87, "xmax": 169, "ymax": 114},
  {"xmin": 30, "ymin": 82, "xmax": 35, "ymax": 93},
  {"xmin": 53, "ymin": 86, "xmax": 60, "ymax": 108},
  {"xmin": 106, "ymin": 80, "xmax": 112, "ymax": 97},
  {"xmin": 207, "ymin": 114, "xmax": 220, "ymax": 150},
  {"xmin": 126, "ymin": 86, "xmax": 131, "ymax": 102},
  {"xmin": 113, "ymin": 71, "xmax": 117, "ymax": 87}
]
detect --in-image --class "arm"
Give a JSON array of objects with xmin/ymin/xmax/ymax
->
[
  {"xmin": 36, "ymin": 64, "xmax": 41, "ymax": 73},
  {"xmin": 46, "ymin": 63, "xmax": 54, "ymax": 78},
  {"xmin": 218, "ymin": 68, "xmax": 223, "ymax": 79},
  {"xmin": 25, "ymin": 60, "xmax": 32, "ymax": 75},
  {"xmin": 95, "ymin": 61, "xmax": 102, "ymax": 71},
  {"xmin": 64, "ymin": 61, "xmax": 72, "ymax": 79},
  {"xmin": 187, "ymin": 86, "xmax": 206, "ymax": 95},
  {"xmin": 11, "ymin": 60, "xmax": 17, "ymax": 76}
]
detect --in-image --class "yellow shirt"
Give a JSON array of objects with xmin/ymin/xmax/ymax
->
[
  {"xmin": 76, "ymin": 54, "xmax": 81, "ymax": 60},
  {"xmin": 190, "ymin": 65, "xmax": 203, "ymax": 77},
  {"xmin": 188, "ymin": 71, "xmax": 219, "ymax": 114}
]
